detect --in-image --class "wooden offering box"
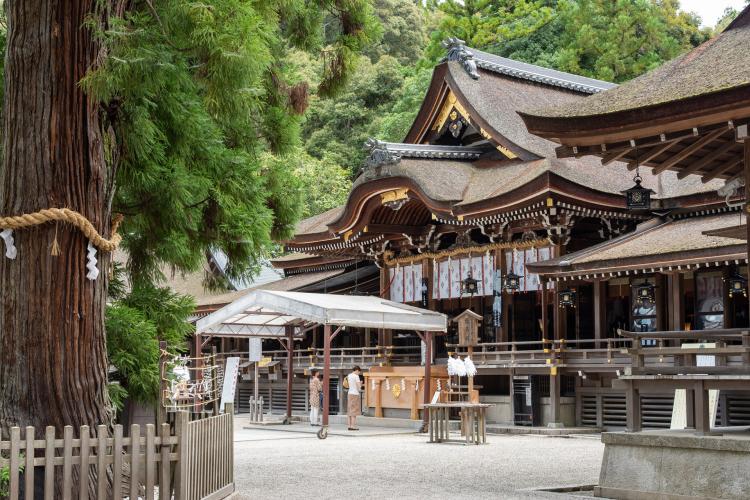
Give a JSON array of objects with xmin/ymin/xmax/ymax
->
[{"xmin": 364, "ymin": 365, "xmax": 449, "ymax": 420}]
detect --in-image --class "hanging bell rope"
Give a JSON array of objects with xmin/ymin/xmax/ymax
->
[{"xmin": 0, "ymin": 208, "xmax": 123, "ymax": 252}]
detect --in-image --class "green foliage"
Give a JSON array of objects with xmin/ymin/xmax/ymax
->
[
  {"xmin": 550, "ymin": 0, "xmax": 711, "ymax": 82},
  {"xmin": 294, "ymin": 151, "xmax": 352, "ymax": 218},
  {"xmin": 422, "ymin": 0, "xmax": 556, "ymax": 64},
  {"xmin": 0, "ymin": 460, "xmax": 22, "ymax": 498},
  {"xmin": 79, "ymin": 0, "xmax": 379, "ymax": 288},
  {"xmin": 303, "ymin": 55, "xmax": 407, "ymax": 169},
  {"xmin": 106, "ymin": 283, "xmax": 194, "ymax": 407}
]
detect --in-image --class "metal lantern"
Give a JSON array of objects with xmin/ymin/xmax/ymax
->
[
  {"xmin": 462, "ymin": 271, "xmax": 479, "ymax": 296},
  {"xmin": 622, "ymin": 173, "xmax": 654, "ymax": 210},
  {"xmin": 633, "ymin": 281, "xmax": 655, "ymax": 306},
  {"xmin": 504, "ymin": 272, "xmax": 522, "ymax": 291},
  {"xmin": 727, "ymin": 275, "xmax": 748, "ymax": 298},
  {"xmin": 559, "ymin": 288, "xmax": 576, "ymax": 308}
]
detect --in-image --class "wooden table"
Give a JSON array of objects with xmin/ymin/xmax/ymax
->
[{"xmin": 424, "ymin": 403, "xmax": 492, "ymax": 445}]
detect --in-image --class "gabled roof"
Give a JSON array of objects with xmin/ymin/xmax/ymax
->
[{"xmin": 527, "ymin": 212, "xmax": 746, "ymax": 280}]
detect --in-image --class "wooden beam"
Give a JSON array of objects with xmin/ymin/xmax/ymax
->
[
  {"xmin": 601, "ymin": 147, "xmax": 632, "ymax": 165},
  {"xmin": 650, "ymin": 127, "xmax": 726, "ymax": 175},
  {"xmin": 677, "ymin": 140, "xmax": 738, "ymax": 179},
  {"xmin": 701, "ymin": 159, "xmax": 743, "ymax": 183},
  {"xmin": 627, "ymin": 140, "xmax": 678, "ymax": 170}
]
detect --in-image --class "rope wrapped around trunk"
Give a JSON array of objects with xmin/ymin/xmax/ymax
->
[{"xmin": 0, "ymin": 208, "xmax": 123, "ymax": 252}]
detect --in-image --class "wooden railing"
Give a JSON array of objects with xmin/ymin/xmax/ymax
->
[
  {"xmin": 253, "ymin": 345, "xmax": 423, "ymax": 369},
  {"xmin": 617, "ymin": 328, "xmax": 750, "ymax": 375},
  {"xmin": 450, "ymin": 338, "xmax": 635, "ymax": 369},
  {"xmin": 0, "ymin": 405, "xmax": 234, "ymax": 500}
]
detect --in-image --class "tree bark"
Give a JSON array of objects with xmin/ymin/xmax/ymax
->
[{"xmin": 0, "ymin": 0, "xmax": 113, "ymax": 441}]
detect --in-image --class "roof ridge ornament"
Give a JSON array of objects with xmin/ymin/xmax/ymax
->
[
  {"xmin": 441, "ymin": 37, "xmax": 480, "ymax": 80},
  {"xmin": 362, "ymin": 138, "xmax": 401, "ymax": 181}
]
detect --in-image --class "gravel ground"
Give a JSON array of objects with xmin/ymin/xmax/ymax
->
[{"xmin": 233, "ymin": 424, "xmax": 604, "ymax": 500}]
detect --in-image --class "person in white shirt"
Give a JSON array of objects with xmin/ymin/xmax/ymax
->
[{"xmin": 346, "ymin": 366, "xmax": 362, "ymax": 431}]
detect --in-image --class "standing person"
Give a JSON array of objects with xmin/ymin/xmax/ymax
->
[
  {"xmin": 309, "ymin": 369, "xmax": 322, "ymax": 426},
  {"xmin": 346, "ymin": 366, "xmax": 362, "ymax": 431}
]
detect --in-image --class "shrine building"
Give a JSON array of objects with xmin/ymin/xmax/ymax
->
[{"xmin": 196, "ymin": 14, "xmax": 750, "ymax": 431}]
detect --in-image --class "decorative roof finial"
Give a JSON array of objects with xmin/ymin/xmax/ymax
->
[
  {"xmin": 363, "ymin": 138, "xmax": 401, "ymax": 169},
  {"xmin": 441, "ymin": 37, "xmax": 479, "ymax": 80},
  {"xmin": 360, "ymin": 138, "xmax": 401, "ymax": 181}
]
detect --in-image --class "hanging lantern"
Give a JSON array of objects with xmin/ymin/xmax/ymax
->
[
  {"xmin": 726, "ymin": 275, "xmax": 748, "ymax": 298},
  {"xmin": 558, "ymin": 288, "xmax": 576, "ymax": 308},
  {"xmin": 622, "ymin": 173, "xmax": 654, "ymax": 210},
  {"xmin": 504, "ymin": 272, "xmax": 522, "ymax": 291},
  {"xmin": 633, "ymin": 281, "xmax": 655, "ymax": 306},
  {"xmin": 462, "ymin": 271, "xmax": 479, "ymax": 296}
]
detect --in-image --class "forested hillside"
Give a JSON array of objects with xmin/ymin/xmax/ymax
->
[{"xmin": 294, "ymin": 0, "xmax": 745, "ymax": 219}]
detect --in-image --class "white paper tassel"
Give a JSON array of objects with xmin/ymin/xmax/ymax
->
[
  {"xmin": 371, "ymin": 379, "xmax": 376, "ymax": 391},
  {"xmin": 415, "ymin": 379, "xmax": 419, "ymax": 392},
  {"xmin": 0, "ymin": 229, "xmax": 17, "ymax": 259},
  {"xmin": 437, "ymin": 379, "xmax": 441, "ymax": 391},
  {"xmin": 447, "ymin": 356, "xmax": 459, "ymax": 376},
  {"xmin": 86, "ymin": 241, "xmax": 99, "ymax": 280},
  {"xmin": 454, "ymin": 357, "xmax": 467, "ymax": 377},
  {"xmin": 401, "ymin": 378, "xmax": 406, "ymax": 391},
  {"xmin": 464, "ymin": 356, "xmax": 477, "ymax": 377},
  {"xmin": 385, "ymin": 378, "xmax": 390, "ymax": 390}
]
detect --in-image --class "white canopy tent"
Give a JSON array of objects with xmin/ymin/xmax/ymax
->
[{"xmin": 194, "ymin": 290, "xmax": 447, "ymax": 438}]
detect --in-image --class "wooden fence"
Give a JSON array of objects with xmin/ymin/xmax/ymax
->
[{"xmin": 0, "ymin": 405, "xmax": 234, "ymax": 500}]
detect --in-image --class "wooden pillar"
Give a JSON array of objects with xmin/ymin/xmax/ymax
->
[
  {"xmin": 625, "ymin": 382, "xmax": 641, "ymax": 432},
  {"xmin": 541, "ymin": 281, "xmax": 548, "ymax": 342},
  {"xmin": 593, "ymin": 280, "xmax": 607, "ymax": 349},
  {"xmin": 745, "ymin": 134, "xmax": 750, "ymax": 313},
  {"xmin": 496, "ymin": 249, "xmax": 505, "ymax": 343},
  {"xmin": 694, "ymin": 382, "xmax": 710, "ymax": 435},
  {"xmin": 422, "ymin": 331, "xmax": 433, "ymax": 430},
  {"xmin": 322, "ymin": 324, "xmax": 332, "ymax": 428},
  {"xmin": 668, "ymin": 273, "xmax": 685, "ymax": 331},
  {"xmin": 548, "ymin": 371, "xmax": 562, "ymax": 427},
  {"xmin": 285, "ymin": 326, "xmax": 294, "ymax": 421},
  {"xmin": 375, "ymin": 379, "xmax": 383, "ymax": 418},
  {"xmin": 655, "ymin": 273, "xmax": 666, "ymax": 331}
]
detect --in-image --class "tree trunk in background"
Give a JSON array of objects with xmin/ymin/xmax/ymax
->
[{"xmin": 0, "ymin": 0, "xmax": 113, "ymax": 442}]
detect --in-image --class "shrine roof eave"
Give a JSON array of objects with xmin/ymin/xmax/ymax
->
[
  {"xmin": 519, "ymin": 87, "xmax": 750, "ymax": 147},
  {"xmin": 528, "ymin": 245, "xmax": 747, "ymax": 282},
  {"xmin": 527, "ymin": 213, "xmax": 747, "ymax": 280}
]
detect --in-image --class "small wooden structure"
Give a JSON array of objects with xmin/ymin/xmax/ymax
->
[
  {"xmin": 364, "ymin": 365, "xmax": 449, "ymax": 419},
  {"xmin": 454, "ymin": 309, "xmax": 482, "ymax": 347},
  {"xmin": 425, "ymin": 402, "xmax": 491, "ymax": 445}
]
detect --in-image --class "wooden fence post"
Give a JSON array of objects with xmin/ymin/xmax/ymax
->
[{"xmin": 174, "ymin": 411, "xmax": 190, "ymax": 500}]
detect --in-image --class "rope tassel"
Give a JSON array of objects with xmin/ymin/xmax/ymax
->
[
  {"xmin": 0, "ymin": 229, "xmax": 17, "ymax": 259},
  {"xmin": 86, "ymin": 241, "xmax": 99, "ymax": 280}
]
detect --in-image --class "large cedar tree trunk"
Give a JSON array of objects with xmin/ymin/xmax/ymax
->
[{"xmin": 0, "ymin": 1, "xmax": 115, "ymax": 437}]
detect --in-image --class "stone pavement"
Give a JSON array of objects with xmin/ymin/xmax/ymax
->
[{"xmin": 232, "ymin": 417, "xmax": 604, "ymax": 499}]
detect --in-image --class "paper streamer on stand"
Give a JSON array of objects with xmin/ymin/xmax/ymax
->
[
  {"xmin": 464, "ymin": 356, "xmax": 477, "ymax": 377},
  {"xmin": 0, "ymin": 229, "xmax": 17, "ymax": 259}
]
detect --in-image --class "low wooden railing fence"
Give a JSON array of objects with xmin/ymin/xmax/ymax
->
[{"xmin": 0, "ymin": 405, "xmax": 234, "ymax": 500}]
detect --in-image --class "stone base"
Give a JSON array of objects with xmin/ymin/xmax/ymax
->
[{"xmin": 595, "ymin": 429, "xmax": 750, "ymax": 499}]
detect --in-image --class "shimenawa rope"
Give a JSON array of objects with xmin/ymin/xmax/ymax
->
[{"xmin": 0, "ymin": 208, "xmax": 123, "ymax": 252}]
